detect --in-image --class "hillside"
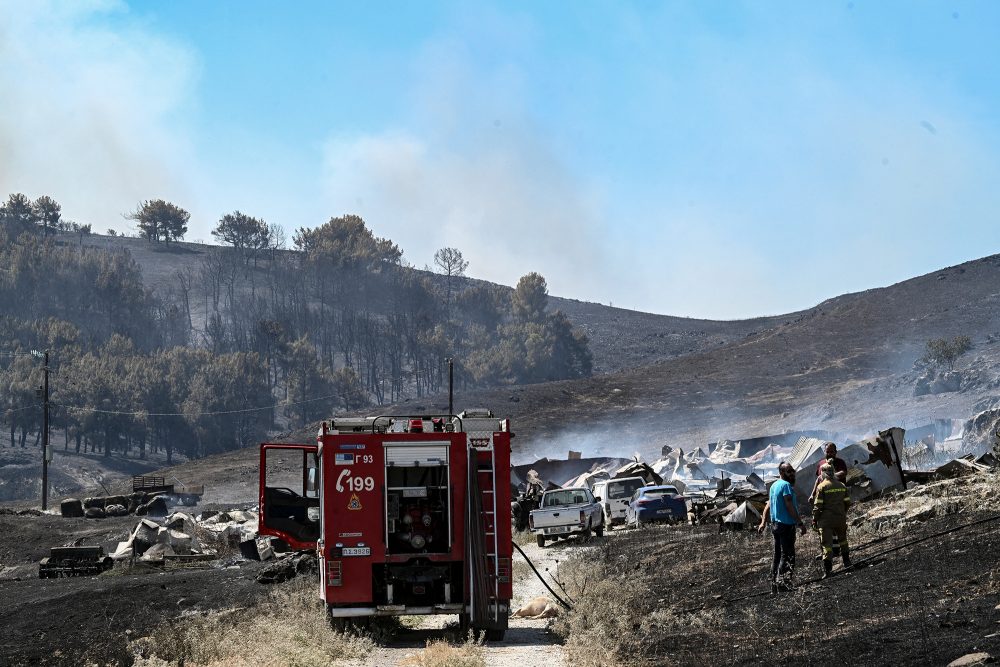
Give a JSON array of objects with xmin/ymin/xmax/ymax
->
[
  {"xmin": 451, "ymin": 253, "xmax": 1000, "ymax": 459},
  {"xmin": 131, "ymin": 252, "xmax": 1000, "ymax": 496},
  {"xmin": 69, "ymin": 232, "xmax": 792, "ymax": 374},
  {"xmin": 8, "ymin": 239, "xmax": 1000, "ymax": 501}
]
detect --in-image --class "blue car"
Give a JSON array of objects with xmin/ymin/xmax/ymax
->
[{"xmin": 625, "ymin": 485, "xmax": 687, "ymax": 527}]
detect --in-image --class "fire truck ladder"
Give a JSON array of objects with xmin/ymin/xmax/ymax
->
[{"xmin": 466, "ymin": 441, "xmax": 502, "ymax": 634}]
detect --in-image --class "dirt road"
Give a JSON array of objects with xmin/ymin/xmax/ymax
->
[{"xmin": 344, "ymin": 537, "xmax": 588, "ymax": 667}]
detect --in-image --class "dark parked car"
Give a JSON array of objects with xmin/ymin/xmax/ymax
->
[{"xmin": 625, "ymin": 485, "xmax": 687, "ymax": 527}]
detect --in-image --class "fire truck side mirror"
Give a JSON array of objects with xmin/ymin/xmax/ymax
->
[{"xmin": 306, "ymin": 467, "xmax": 318, "ymax": 497}]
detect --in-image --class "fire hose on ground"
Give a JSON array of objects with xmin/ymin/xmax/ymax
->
[{"xmin": 511, "ymin": 541, "xmax": 574, "ymax": 611}]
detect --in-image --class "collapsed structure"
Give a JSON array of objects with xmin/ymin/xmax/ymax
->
[{"xmin": 512, "ymin": 423, "xmax": 1000, "ymax": 530}]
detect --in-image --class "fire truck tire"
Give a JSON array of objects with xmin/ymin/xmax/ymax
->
[{"xmin": 536, "ymin": 534, "xmax": 546, "ymax": 548}]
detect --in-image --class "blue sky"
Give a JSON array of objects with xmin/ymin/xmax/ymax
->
[{"xmin": 2, "ymin": 1, "xmax": 999, "ymax": 318}]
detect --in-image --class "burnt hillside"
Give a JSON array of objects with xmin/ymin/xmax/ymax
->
[
  {"xmin": 447, "ymin": 253, "xmax": 1000, "ymax": 457},
  {"xmin": 145, "ymin": 253, "xmax": 1000, "ymax": 493},
  {"xmin": 70, "ymin": 232, "xmax": 794, "ymax": 375}
]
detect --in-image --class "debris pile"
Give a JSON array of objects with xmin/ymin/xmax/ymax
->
[
  {"xmin": 255, "ymin": 551, "xmax": 317, "ymax": 584},
  {"xmin": 963, "ymin": 396, "xmax": 1000, "ymax": 458},
  {"xmin": 104, "ymin": 508, "xmax": 258, "ymax": 563},
  {"xmin": 513, "ymin": 427, "xmax": 923, "ymax": 529},
  {"xmin": 855, "ymin": 468, "xmax": 1000, "ymax": 531},
  {"xmin": 110, "ymin": 510, "xmax": 217, "ymax": 563}
]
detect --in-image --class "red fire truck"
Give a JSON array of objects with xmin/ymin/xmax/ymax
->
[{"xmin": 258, "ymin": 410, "xmax": 513, "ymax": 639}]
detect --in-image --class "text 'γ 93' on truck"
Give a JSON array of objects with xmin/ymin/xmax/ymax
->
[{"xmin": 258, "ymin": 410, "xmax": 513, "ymax": 640}]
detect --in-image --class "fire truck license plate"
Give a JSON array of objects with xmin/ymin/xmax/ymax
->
[{"xmin": 342, "ymin": 547, "xmax": 371, "ymax": 557}]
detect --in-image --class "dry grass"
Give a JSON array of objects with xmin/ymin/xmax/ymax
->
[
  {"xmin": 130, "ymin": 577, "xmax": 375, "ymax": 667},
  {"xmin": 512, "ymin": 529, "xmax": 537, "ymax": 547},
  {"xmin": 400, "ymin": 636, "xmax": 485, "ymax": 667},
  {"xmin": 551, "ymin": 544, "xmax": 688, "ymax": 667},
  {"xmin": 511, "ymin": 558, "xmax": 532, "ymax": 588},
  {"xmin": 552, "ymin": 473, "xmax": 1000, "ymax": 666}
]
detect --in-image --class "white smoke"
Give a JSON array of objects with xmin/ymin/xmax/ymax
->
[{"xmin": 0, "ymin": 0, "xmax": 198, "ymax": 233}]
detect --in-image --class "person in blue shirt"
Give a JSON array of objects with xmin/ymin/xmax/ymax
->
[{"xmin": 758, "ymin": 462, "xmax": 807, "ymax": 592}]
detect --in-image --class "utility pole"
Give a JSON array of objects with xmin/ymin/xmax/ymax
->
[{"xmin": 32, "ymin": 349, "xmax": 50, "ymax": 511}]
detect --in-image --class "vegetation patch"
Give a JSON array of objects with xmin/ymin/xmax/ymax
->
[
  {"xmin": 130, "ymin": 578, "xmax": 374, "ymax": 667},
  {"xmin": 400, "ymin": 636, "xmax": 486, "ymax": 667}
]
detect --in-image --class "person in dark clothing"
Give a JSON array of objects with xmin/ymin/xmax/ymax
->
[
  {"xmin": 808, "ymin": 442, "xmax": 847, "ymax": 502},
  {"xmin": 758, "ymin": 462, "xmax": 807, "ymax": 593}
]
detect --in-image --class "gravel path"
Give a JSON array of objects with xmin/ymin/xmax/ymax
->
[{"xmin": 344, "ymin": 537, "xmax": 588, "ymax": 667}]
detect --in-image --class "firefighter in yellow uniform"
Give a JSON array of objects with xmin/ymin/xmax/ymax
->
[{"xmin": 812, "ymin": 463, "xmax": 852, "ymax": 578}]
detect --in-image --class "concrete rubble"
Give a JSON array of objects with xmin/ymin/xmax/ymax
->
[{"xmin": 110, "ymin": 509, "xmax": 261, "ymax": 563}]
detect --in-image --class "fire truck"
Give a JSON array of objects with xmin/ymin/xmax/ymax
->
[{"xmin": 258, "ymin": 410, "xmax": 513, "ymax": 640}]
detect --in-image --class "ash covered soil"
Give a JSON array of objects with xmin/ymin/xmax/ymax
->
[
  {"xmin": 0, "ymin": 506, "xmax": 570, "ymax": 667},
  {"xmin": 3, "ymin": 475, "xmax": 1000, "ymax": 666},
  {"xmin": 554, "ymin": 474, "xmax": 1000, "ymax": 667},
  {"xmin": 0, "ymin": 512, "xmax": 265, "ymax": 667}
]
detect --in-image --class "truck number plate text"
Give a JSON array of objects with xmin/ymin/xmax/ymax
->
[{"xmin": 342, "ymin": 547, "xmax": 371, "ymax": 557}]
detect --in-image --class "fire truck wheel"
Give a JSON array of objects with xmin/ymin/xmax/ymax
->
[{"xmin": 536, "ymin": 534, "xmax": 546, "ymax": 548}]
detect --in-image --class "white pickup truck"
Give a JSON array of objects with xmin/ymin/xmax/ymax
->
[{"xmin": 528, "ymin": 487, "xmax": 604, "ymax": 547}]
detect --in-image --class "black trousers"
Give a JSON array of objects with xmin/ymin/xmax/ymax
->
[{"xmin": 771, "ymin": 522, "xmax": 797, "ymax": 581}]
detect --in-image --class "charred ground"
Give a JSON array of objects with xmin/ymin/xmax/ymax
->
[
  {"xmin": 554, "ymin": 473, "xmax": 1000, "ymax": 667},
  {"xmin": 0, "ymin": 512, "xmax": 266, "ymax": 667}
]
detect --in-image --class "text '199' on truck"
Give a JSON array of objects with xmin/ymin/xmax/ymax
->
[{"xmin": 258, "ymin": 410, "xmax": 513, "ymax": 640}]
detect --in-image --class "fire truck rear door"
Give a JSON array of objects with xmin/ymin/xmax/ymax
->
[{"xmin": 259, "ymin": 443, "xmax": 320, "ymax": 550}]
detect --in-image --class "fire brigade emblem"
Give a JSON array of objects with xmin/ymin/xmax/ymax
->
[{"xmin": 348, "ymin": 493, "xmax": 362, "ymax": 511}]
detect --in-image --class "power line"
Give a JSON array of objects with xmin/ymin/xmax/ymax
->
[
  {"xmin": 3, "ymin": 404, "xmax": 40, "ymax": 414},
  {"xmin": 51, "ymin": 391, "xmax": 342, "ymax": 417}
]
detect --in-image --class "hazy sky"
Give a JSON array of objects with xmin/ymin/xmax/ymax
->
[{"xmin": 2, "ymin": 1, "xmax": 999, "ymax": 318}]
